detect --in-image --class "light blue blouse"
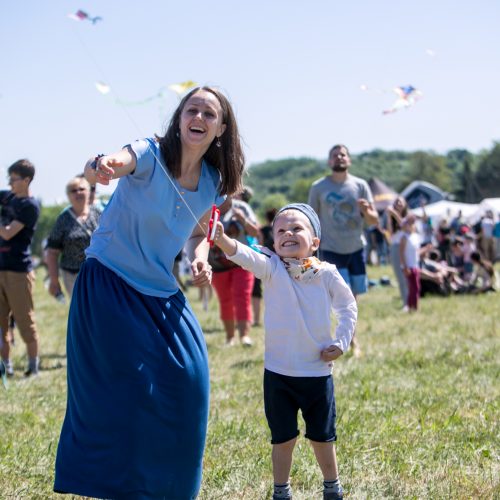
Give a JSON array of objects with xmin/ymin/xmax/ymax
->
[{"xmin": 86, "ymin": 138, "xmax": 224, "ymax": 297}]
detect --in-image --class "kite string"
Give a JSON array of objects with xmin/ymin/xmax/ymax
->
[{"xmin": 70, "ymin": 24, "xmax": 206, "ymax": 234}]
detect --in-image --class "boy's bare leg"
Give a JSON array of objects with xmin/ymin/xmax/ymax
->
[
  {"xmin": 310, "ymin": 440, "xmax": 339, "ymax": 481},
  {"xmin": 272, "ymin": 437, "xmax": 297, "ymax": 484}
]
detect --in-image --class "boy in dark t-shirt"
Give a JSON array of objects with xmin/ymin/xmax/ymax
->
[{"xmin": 0, "ymin": 159, "xmax": 40, "ymax": 377}]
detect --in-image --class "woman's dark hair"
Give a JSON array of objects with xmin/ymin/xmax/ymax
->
[
  {"xmin": 390, "ymin": 196, "xmax": 408, "ymax": 230},
  {"xmin": 265, "ymin": 208, "xmax": 278, "ymax": 223},
  {"xmin": 158, "ymin": 86, "xmax": 244, "ymax": 196}
]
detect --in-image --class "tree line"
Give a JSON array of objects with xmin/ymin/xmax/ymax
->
[
  {"xmin": 31, "ymin": 142, "xmax": 500, "ymax": 258},
  {"xmin": 245, "ymin": 142, "xmax": 500, "ymax": 217}
]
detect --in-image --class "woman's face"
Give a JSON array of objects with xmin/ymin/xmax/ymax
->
[
  {"xmin": 393, "ymin": 197, "xmax": 405, "ymax": 212},
  {"xmin": 179, "ymin": 90, "xmax": 226, "ymax": 151},
  {"xmin": 67, "ymin": 179, "xmax": 90, "ymax": 207}
]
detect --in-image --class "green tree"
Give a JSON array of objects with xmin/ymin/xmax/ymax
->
[
  {"xmin": 290, "ymin": 178, "xmax": 315, "ymax": 203},
  {"xmin": 474, "ymin": 143, "xmax": 500, "ymax": 199},
  {"xmin": 32, "ymin": 204, "xmax": 66, "ymax": 259},
  {"xmin": 405, "ymin": 151, "xmax": 453, "ymax": 192},
  {"xmin": 257, "ymin": 193, "xmax": 289, "ymax": 221}
]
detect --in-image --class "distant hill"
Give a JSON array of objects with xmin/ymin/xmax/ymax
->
[
  {"xmin": 245, "ymin": 150, "xmax": 414, "ymax": 212},
  {"xmin": 244, "ymin": 144, "xmax": 500, "ymax": 215}
]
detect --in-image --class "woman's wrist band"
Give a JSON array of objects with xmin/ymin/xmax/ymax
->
[{"xmin": 90, "ymin": 154, "xmax": 105, "ymax": 170}]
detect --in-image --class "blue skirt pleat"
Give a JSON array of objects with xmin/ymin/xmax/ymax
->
[{"xmin": 54, "ymin": 258, "xmax": 210, "ymax": 499}]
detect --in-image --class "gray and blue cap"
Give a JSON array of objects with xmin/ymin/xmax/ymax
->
[{"xmin": 274, "ymin": 203, "xmax": 321, "ymax": 240}]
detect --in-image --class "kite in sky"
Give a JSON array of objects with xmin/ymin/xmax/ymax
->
[
  {"xmin": 361, "ymin": 84, "xmax": 423, "ymax": 114},
  {"xmin": 68, "ymin": 10, "xmax": 102, "ymax": 24},
  {"xmin": 382, "ymin": 85, "xmax": 423, "ymax": 115},
  {"xmin": 168, "ymin": 81, "xmax": 198, "ymax": 96},
  {"xmin": 95, "ymin": 82, "xmax": 111, "ymax": 95},
  {"xmin": 95, "ymin": 80, "xmax": 198, "ymax": 104}
]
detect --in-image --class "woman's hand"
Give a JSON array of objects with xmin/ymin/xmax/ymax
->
[
  {"xmin": 48, "ymin": 278, "xmax": 63, "ymax": 298},
  {"xmin": 94, "ymin": 157, "xmax": 124, "ymax": 185},
  {"xmin": 190, "ymin": 258, "xmax": 212, "ymax": 287},
  {"xmin": 84, "ymin": 148, "xmax": 137, "ymax": 186},
  {"xmin": 320, "ymin": 345, "xmax": 343, "ymax": 362}
]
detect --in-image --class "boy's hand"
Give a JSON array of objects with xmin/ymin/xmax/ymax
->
[
  {"xmin": 212, "ymin": 221, "xmax": 237, "ymax": 257},
  {"xmin": 321, "ymin": 345, "xmax": 343, "ymax": 362},
  {"xmin": 213, "ymin": 221, "xmax": 225, "ymax": 243}
]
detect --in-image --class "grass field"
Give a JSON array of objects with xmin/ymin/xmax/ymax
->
[{"xmin": 0, "ymin": 265, "xmax": 498, "ymax": 499}]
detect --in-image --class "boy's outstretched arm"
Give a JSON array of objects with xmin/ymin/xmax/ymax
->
[{"xmin": 213, "ymin": 221, "xmax": 237, "ymax": 256}]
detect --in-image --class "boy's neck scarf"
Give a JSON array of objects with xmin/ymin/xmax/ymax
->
[{"xmin": 283, "ymin": 256, "xmax": 328, "ymax": 283}]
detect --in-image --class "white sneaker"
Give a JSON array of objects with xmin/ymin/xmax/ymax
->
[
  {"xmin": 241, "ymin": 336, "xmax": 253, "ymax": 347},
  {"xmin": 225, "ymin": 338, "xmax": 237, "ymax": 347}
]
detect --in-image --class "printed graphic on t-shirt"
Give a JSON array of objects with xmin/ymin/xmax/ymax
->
[{"xmin": 325, "ymin": 192, "xmax": 361, "ymax": 231}]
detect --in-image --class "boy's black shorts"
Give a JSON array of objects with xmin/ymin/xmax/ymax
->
[{"xmin": 263, "ymin": 369, "xmax": 337, "ymax": 444}]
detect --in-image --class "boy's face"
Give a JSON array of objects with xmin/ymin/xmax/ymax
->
[
  {"xmin": 8, "ymin": 174, "xmax": 30, "ymax": 196},
  {"xmin": 273, "ymin": 210, "xmax": 320, "ymax": 259}
]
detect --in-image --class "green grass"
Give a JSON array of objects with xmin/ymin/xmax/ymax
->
[{"xmin": 0, "ymin": 266, "xmax": 499, "ymax": 499}]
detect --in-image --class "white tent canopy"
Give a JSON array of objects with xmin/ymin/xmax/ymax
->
[
  {"xmin": 470, "ymin": 198, "xmax": 500, "ymax": 223},
  {"xmin": 412, "ymin": 200, "xmax": 479, "ymax": 226}
]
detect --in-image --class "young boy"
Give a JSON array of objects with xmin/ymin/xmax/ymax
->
[
  {"xmin": 0, "ymin": 159, "xmax": 41, "ymax": 378},
  {"xmin": 212, "ymin": 203, "xmax": 357, "ymax": 500}
]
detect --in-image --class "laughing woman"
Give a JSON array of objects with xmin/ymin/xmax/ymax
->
[{"xmin": 54, "ymin": 87, "xmax": 245, "ymax": 499}]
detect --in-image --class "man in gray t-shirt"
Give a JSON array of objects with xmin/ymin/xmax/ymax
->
[
  {"xmin": 309, "ymin": 145, "xmax": 378, "ymax": 356},
  {"xmin": 308, "ymin": 144, "xmax": 378, "ymax": 296}
]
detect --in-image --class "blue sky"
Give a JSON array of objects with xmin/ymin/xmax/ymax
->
[{"xmin": 1, "ymin": 0, "xmax": 499, "ymax": 203}]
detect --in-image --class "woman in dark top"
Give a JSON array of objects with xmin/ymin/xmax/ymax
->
[{"xmin": 45, "ymin": 176, "xmax": 101, "ymax": 298}]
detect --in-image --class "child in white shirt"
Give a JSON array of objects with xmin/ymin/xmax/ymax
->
[
  {"xmin": 399, "ymin": 214, "xmax": 422, "ymax": 311},
  {"xmin": 212, "ymin": 203, "xmax": 357, "ymax": 500}
]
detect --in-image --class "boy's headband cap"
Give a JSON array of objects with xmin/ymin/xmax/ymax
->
[{"xmin": 274, "ymin": 203, "xmax": 321, "ymax": 239}]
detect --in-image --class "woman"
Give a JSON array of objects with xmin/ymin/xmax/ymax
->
[
  {"xmin": 54, "ymin": 87, "xmax": 245, "ymax": 499},
  {"xmin": 45, "ymin": 176, "xmax": 101, "ymax": 299},
  {"xmin": 210, "ymin": 194, "xmax": 260, "ymax": 346},
  {"xmin": 384, "ymin": 196, "xmax": 409, "ymax": 309}
]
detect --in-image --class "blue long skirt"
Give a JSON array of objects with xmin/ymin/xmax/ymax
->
[{"xmin": 54, "ymin": 258, "xmax": 210, "ymax": 499}]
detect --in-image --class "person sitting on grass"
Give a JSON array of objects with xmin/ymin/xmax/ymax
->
[
  {"xmin": 420, "ymin": 247, "xmax": 466, "ymax": 296},
  {"xmin": 212, "ymin": 203, "xmax": 357, "ymax": 500},
  {"xmin": 468, "ymin": 251, "xmax": 496, "ymax": 294}
]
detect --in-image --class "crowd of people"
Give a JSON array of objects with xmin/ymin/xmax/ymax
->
[
  {"xmin": 365, "ymin": 198, "xmax": 498, "ymax": 312},
  {"xmin": 1, "ymin": 85, "xmax": 498, "ymax": 499}
]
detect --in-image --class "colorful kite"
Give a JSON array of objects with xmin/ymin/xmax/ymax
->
[
  {"xmin": 95, "ymin": 81, "xmax": 198, "ymax": 105},
  {"xmin": 168, "ymin": 80, "xmax": 198, "ymax": 96},
  {"xmin": 68, "ymin": 10, "xmax": 102, "ymax": 24},
  {"xmin": 383, "ymin": 85, "xmax": 423, "ymax": 115},
  {"xmin": 361, "ymin": 84, "xmax": 423, "ymax": 114}
]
